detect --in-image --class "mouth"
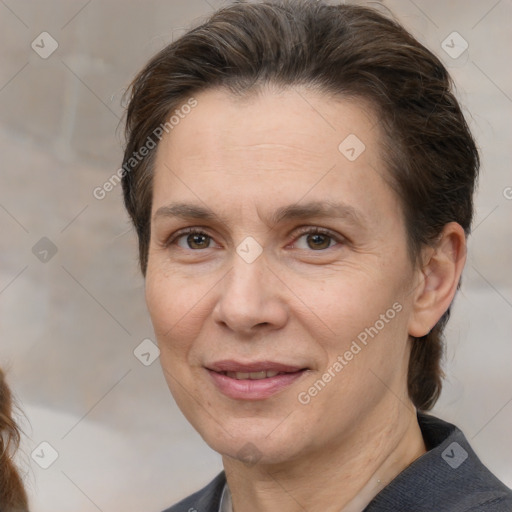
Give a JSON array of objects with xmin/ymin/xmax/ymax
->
[
  {"xmin": 221, "ymin": 370, "xmax": 292, "ymax": 380},
  {"xmin": 205, "ymin": 360, "xmax": 309, "ymax": 400}
]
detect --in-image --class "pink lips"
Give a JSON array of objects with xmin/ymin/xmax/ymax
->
[{"xmin": 206, "ymin": 360, "xmax": 308, "ymax": 400}]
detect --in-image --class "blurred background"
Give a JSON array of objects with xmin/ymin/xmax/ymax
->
[{"xmin": 0, "ymin": 0, "xmax": 511, "ymax": 510}]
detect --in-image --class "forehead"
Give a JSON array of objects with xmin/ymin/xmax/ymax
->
[
  {"xmin": 160, "ymin": 86, "xmax": 378, "ymax": 167},
  {"xmin": 152, "ymin": 86, "xmax": 399, "ymax": 228}
]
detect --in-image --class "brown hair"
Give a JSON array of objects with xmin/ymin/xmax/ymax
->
[
  {"xmin": 0, "ymin": 368, "xmax": 29, "ymax": 510},
  {"xmin": 121, "ymin": 0, "xmax": 479, "ymax": 411}
]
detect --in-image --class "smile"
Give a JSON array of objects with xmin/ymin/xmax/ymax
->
[
  {"xmin": 223, "ymin": 370, "xmax": 283, "ymax": 380},
  {"xmin": 205, "ymin": 360, "xmax": 309, "ymax": 400}
]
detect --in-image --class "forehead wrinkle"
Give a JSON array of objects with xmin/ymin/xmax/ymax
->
[{"xmin": 178, "ymin": 141, "xmax": 327, "ymax": 171}]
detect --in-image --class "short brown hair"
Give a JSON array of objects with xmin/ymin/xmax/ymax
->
[{"xmin": 121, "ymin": 0, "xmax": 479, "ymax": 411}]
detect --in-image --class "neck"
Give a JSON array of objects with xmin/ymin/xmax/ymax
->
[{"xmin": 222, "ymin": 402, "xmax": 427, "ymax": 512}]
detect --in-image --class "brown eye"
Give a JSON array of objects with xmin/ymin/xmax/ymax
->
[
  {"xmin": 305, "ymin": 233, "xmax": 332, "ymax": 250},
  {"xmin": 293, "ymin": 228, "xmax": 340, "ymax": 251},
  {"xmin": 168, "ymin": 229, "xmax": 215, "ymax": 250},
  {"xmin": 184, "ymin": 233, "xmax": 212, "ymax": 250}
]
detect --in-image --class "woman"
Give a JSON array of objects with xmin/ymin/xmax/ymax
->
[
  {"xmin": 0, "ymin": 368, "xmax": 29, "ymax": 510},
  {"xmin": 121, "ymin": 1, "xmax": 512, "ymax": 510}
]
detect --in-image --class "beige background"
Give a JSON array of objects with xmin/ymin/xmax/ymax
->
[{"xmin": 0, "ymin": 0, "xmax": 511, "ymax": 510}]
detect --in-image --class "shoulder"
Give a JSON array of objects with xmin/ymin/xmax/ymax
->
[
  {"xmin": 365, "ymin": 412, "xmax": 512, "ymax": 511},
  {"xmin": 161, "ymin": 471, "xmax": 226, "ymax": 512},
  {"xmin": 421, "ymin": 413, "xmax": 512, "ymax": 511}
]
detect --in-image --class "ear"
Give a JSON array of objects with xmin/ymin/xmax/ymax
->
[{"xmin": 408, "ymin": 222, "xmax": 467, "ymax": 338}]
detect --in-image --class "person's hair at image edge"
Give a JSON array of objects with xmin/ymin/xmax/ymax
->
[
  {"xmin": 121, "ymin": 0, "xmax": 479, "ymax": 412},
  {"xmin": 0, "ymin": 368, "xmax": 29, "ymax": 510}
]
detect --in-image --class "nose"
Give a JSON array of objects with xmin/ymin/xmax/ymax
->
[{"xmin": 212, "ymin": 252, "xmax": 289, "ymax": 337}]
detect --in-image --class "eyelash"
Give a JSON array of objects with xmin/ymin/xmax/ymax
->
[{"xmin": 165, "ymin": 226, "xmax": 344, "ymax": 251}]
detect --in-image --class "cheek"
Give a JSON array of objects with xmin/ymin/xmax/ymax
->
[
  {"xmin": 306, "ymin": 267, "xmax": 411, "ymax": 375},
  {"xmin": 303, "ymin": 273, "xmax": 389, "ymax": 338},
  {"xmin": 145, "ymin": 270, "xmax": 206, "ymax": 354}
]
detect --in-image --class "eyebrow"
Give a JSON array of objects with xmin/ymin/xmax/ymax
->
[{"xmin": 153, "ymin": 200, "xmax": 367, "ymax": 229}]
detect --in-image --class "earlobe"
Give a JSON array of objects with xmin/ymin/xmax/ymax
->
[{"xmin": 408, "ymin": 222, "xmax": 467, "ymax": 338}]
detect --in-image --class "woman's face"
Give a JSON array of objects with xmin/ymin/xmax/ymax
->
[{"xmin": 146, "ymin": 87, "xmax": 421, "ymax": 464}]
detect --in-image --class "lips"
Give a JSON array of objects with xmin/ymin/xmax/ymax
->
[
  {"xmin": 206, "ymin": 360, "xmax": 308, "ymax": 400},
  {"xmin": 207, "ymin": 360, "xmax": 304, "ymax": 373},
  {"xmin": 225, "ymin": 370, "xmax": 281, "ymax": 380}
]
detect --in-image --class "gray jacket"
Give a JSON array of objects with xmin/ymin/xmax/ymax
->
[{"xmin": 162, "ymin": 413, "xmax": 512, "ymax": 511}]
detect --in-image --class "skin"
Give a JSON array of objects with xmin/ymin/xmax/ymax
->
[{"xmin": 145, "ymin": 86, "xmax": 466, "ymax": 511}]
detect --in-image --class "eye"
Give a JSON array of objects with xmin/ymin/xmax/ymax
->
[
  {"xmin": 165, "ymin": 226, "xmax": 344, "ymax": 252},
  {"xmin": 292, "ymin": 227, "xmax": 342, "ymax": 251},
  {"xmin": 168, "ymin": 228, "xmax": 216, "ymax": 250}
]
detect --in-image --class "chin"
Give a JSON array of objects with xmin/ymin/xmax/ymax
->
[
  {"xmin": 215, "ymin": 438, "xmax": 300, "ymax": 466},
  {"xmin": 197, "ymin": 416, "xmax": 306, "ymax": 466}
]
